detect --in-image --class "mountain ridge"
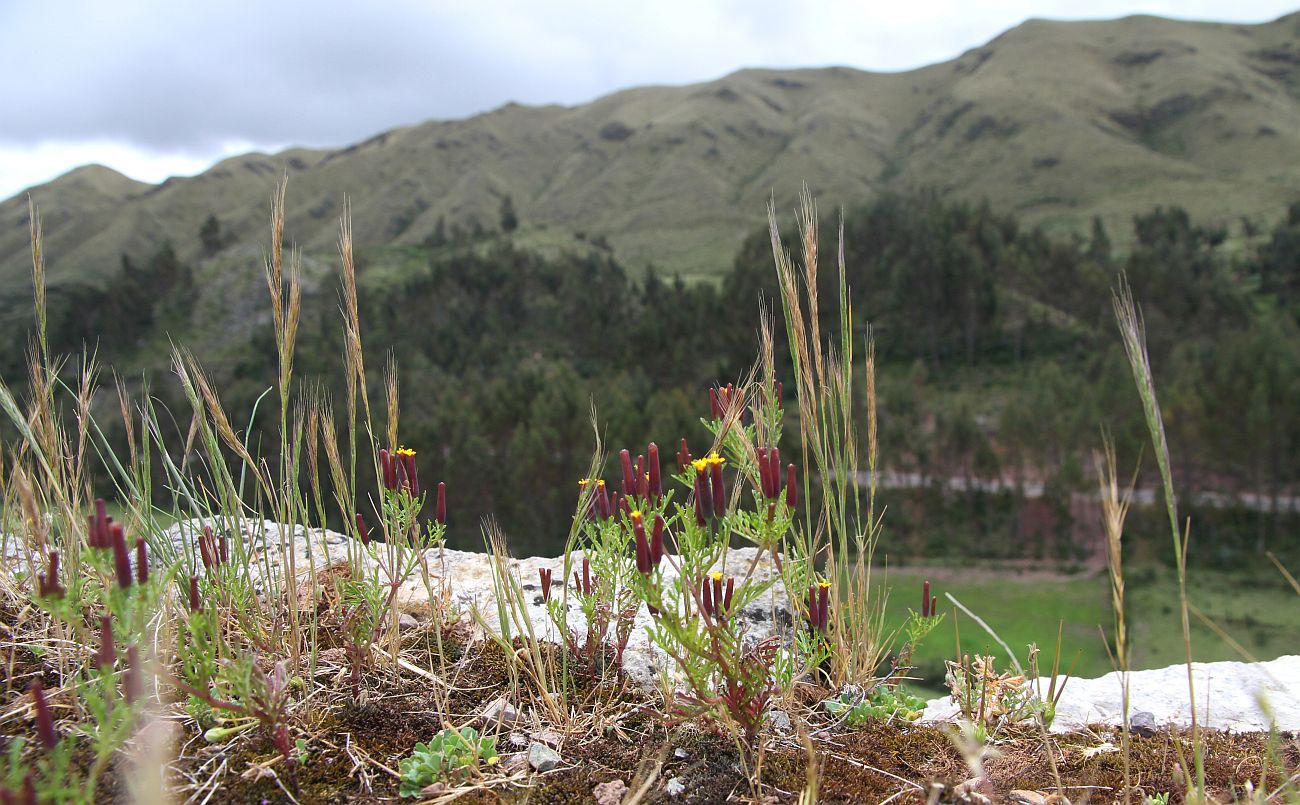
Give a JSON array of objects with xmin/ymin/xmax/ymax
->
[{"xmin": 4, "ymin": 10, "xmax": 1299, "ymax": 286}]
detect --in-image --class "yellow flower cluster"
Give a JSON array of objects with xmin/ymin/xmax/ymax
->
[{"xmin": 690, "ymin": 452, "xmax": 725, "ymax": 473}]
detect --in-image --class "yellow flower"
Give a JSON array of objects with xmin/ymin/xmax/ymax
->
[
  {"xmin": 817, "ymin": 579, "xmax": 832, "ymax": 589},
  {"xmin": 578, "ymin": 478, "xmax": 591, "ymax": 486},
  {"xmin": 710, "ymin": 571, "xmax": 724, "ymax": 581},
  {"xmin": 703, "ymin": 452, "xmax": 725, "ymax": 466},
  {"xmin": 630, "ymin": 509, "xmax": 643, "ymax": 523},
  {"xmin": 691, "ymin": 458, "xmax": 709, "ymax": 473},
  {"xmin": 395, "ymin": 446, "xmax": 416, "ymax": 458}
]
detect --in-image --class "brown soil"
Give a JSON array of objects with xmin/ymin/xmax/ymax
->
[{"xmin": 6, "ymin": 627, "xmax": 1294, "ymax": 804}]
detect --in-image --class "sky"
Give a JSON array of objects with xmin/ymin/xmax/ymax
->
[{"xmin": 0, "ymin": 0, "xmax": 1296, "ymax": 201}]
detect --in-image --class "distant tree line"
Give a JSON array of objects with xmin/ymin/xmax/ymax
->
[{"xmin": 11, "ymin": 194, "xmax": 1300, "ymax": 565}]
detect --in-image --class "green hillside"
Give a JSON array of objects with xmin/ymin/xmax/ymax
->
[{"xmin": 3, "ymin": 12, "xmax": 1300, "ymax": 290}]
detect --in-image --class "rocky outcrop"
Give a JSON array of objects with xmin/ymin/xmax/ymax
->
[
  {"xmin": 156, "ymin": 518, "xmax": 1300, "ymax": 732},
  {"xmin": 163, "ymin": 518, "xmax": 788, "ymax": 685}
]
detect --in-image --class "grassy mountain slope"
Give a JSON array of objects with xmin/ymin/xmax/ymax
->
[{"xmin": 3, "ymin": 11, "xmax": 1299, "ymax": 289}]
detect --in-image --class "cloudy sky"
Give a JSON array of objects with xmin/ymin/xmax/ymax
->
[{"xmin": 0, "ymin": 0, "xmax": 1295, "ymax": 200}]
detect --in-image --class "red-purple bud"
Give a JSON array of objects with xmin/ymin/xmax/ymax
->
[
  {"xmin": 30, "ymin": 681, "xmax": 58, "ymax": 750},
  {"xmin": 677, "ymin": 438, "xmax": 692, "ymax": 473},
  {"xmin": 188, "ymin": 575, "xmax": 202, "ymax": 613},
  {"xmin": 400, "ymin": 451, "xmax": 419, "ymax": 497},
  {"xmin": 356, "ymin": 513, "xmax": 371, "ymax": 546},
  {"xmin": 89, "ymin": 498, "xmax": 110, "ymax": 549},
  {"xmin": 219, "ymin": 532, "xmax": 228, "ymax": 565},
  {"xmin": 596, "ymin": 482, "xmax": 612, "ymax": 520},
  {"xmin": 37, "ymin": 550, "xmax": 64, "ymax": 599},
  {"xmin": 199, "ymin": 526, "xmax": 215, "ymax": 570},
  {"xmin": 651, "ymin": 515, "xmax": 666, "ymax": 568},
  {"xmin": 818, "ymin": 584, "xmax": 830, "ymax": 632},
  {"xmin": 573, "ymin": 557, "xmax": 594, "ymax": 596},
  {"xmin": 124, "ymin": 645, "xmax": 142, "ymax": 704},
  {"xmin": 769, "ymin": 448, "xmax": 781, "ymax": 498},
  {"xmin": 701, "ymin": 579, "xmax": 714, "ymax": 620},
  {"xmin": 619, "ymin": 449, "xmax": 635, "ymax": 497},
  {"xmin": 647, "ymin": 443, "xmax": 661, "ymax": 498},
  {"xmin": 436, "ymin": 482, "xmax": 447, "ymax": 524},
  {"xmin": 95, "ymin": 616, "xmax": 116, "ymax": 672},
  {"xmin": 709, "ymin": 461, "xmax": 725, "ymax": 515},
  {"xmin": 111, "ymin": 523, "xmax": 132, "ymax": 589},
  {"xmin": 618, "ymin": 494, "xmax": 632, "ymax": 519},
  {"xmin": 539, "ymin": 567, "xmax": 553, "ymax": 602},
  {"xmin": 693, "ymin": 467, "xmax": 713, "ymax": 522},
  {"xmin": 786, "ymin": 464, "xmax": 797, "ymax": 509},
  {"xmin": 634, "ymin": 515, "xmax": 651, "ymax": 575},
  {"xmin": 709, "ymin": 387, "xmax": 720, "ymax": 420},
  {"xmin": 380, "ymin": 448, "xmax": 397, "ymax": 491},
  {"xmin": 776, "ymin": 381, "xmax": 783, "ymax": 406},
  {"xmin": 135, "ymin": 537, "xmax": 149, "ymax": 585},
  {"xmin": 20, "ymin": 772, "xmax": 37, "ymax": 804},
  {"xmin": 635, "ymin": 454, "xmax": 648, "ymax": 499},
  {"xmin": 922, "ymin": 580, "xmax": 931, "ymax": 618}
]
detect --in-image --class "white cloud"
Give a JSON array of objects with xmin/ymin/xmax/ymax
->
[{"xmin": 0, "ymin": 0, "xmax": 1295, "ymax": 199}]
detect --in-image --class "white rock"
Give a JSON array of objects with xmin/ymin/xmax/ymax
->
[
  {"xmin": 161, "ymin": 518, "xmax": 788, "ymax": 686},
  {"xmin": 922, "ymin": 655, "xmax": 1300, "ymax": 733}
]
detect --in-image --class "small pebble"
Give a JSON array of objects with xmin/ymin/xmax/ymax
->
[
  {"xmin": 528, "ymin": 741, "xmax": 562, "ymax": 772},
  {"xmin": 665, "ymin": 777, "xmax": 687, "ymax": 797},
  {"xmin": 1130, "ymin": 711, "xmax": 1158, "ymax": 737}
]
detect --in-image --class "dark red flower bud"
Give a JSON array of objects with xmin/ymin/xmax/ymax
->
[
  {"xmin": 219, "ymin": 532, "xmax": 228, "ymax": 565},
  {"xmin": 619, "ymin": 449, "xmax": 635, "ymax": 497},
  {"xmin": 701, "ymin": 579, "xmax": 714, "ymax": 620},
  {"xmin": 356, "ymin": 513, "xmax": 371, "ymax": 546},
  {"xmin": 89, "ymin": 498, "xmax": 110, "ymax": 549},
  {"xmin": 198, "ymin": 526, "xmax": 215, "ymax": 570},
  {"xmin": 111, "ymin": 523, "xmax": 132, "ymax": 589},
  {"xmin": 95, "ymin": 616, "xmax": 116, "ymax": 672},
  {"xmin": 380, "ymin": 448, "xmax": 397, "ymax": 491},
  {"xmin": 124, "ymin": 645, "xmax": 142, "ymax": 704},
  {"xmin": 776, "ymin": 381, "xmax": 783, "ymax": 407},
  {"xmin": 709, "ymin": 461, "xmax": 725, "ymax": 514},
  {"xmin": 634, "ymin": 515, "xmax": 651, "ymax": 575},
  {"xmin": 786, "ymin": 464, "xmax": 797, "ymax": 509},
  {"xmin": 769, "ymin": 448, "xmax": 781, "ymax": 497},
  {"xmin": 618, "ymin": 494, "xmax": 632, "ymax": 519},
  {"xmin": 539, "ymin": 567, "xmax": 553, "ymax": 603},
  {"xmin": 400, "ymin": 451, "xmax": 419, "ymax": 497},
  {"xmin": 922, "ymin": 580, "xmax": 931, "ymax": 618},
  {"xmin": 693, "ymin": 466, "xmax": 713, "ymax": 523},
  {"xmin": 436, "ymin": 482, "xmax": 447, "ymax": 524},
  {"xmin": 647, "ymin": 443, "xmax": 661, "ymax": 498},
  {"xmin": 188, "ymin": 575, "xmax": 202, "ymax": 613},
  {"xmin": 709, "ymin": 387, "xmax": 720, "ymax": 420},
  {"xmin": 573, "ymin": 557, "xmax": 594, "ymax": 596},
  {"xmin": 30, "ymin": 680, "xmax": 57, "ymax": 750},
  {"xmin": 676, "ymin": 438, "xmax": 691, "ymax": 473},
  {"xmin": 21, "ymin": 772, "xmax": 37, "ymax": 805},
  {"xmin": 596, "ymin": 482, "xmax": 612, "ymax": 520},
  {"xmin": 651, "ymin": 515, "xmax": 666, "ymax": 568},
  {"xmin": 135, "ymin": 537, "xmax": 149, "ymax": 585},
  {"xmin": 37, "ymin": 550, "xmax": 64, "ymax": 599}
]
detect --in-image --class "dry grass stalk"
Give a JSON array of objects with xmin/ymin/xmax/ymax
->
[
  {"xmin": 768, "ymin": 186, "xmax": 885, "ymax": 686},
  {"xmin": 1113, "ymin": 276, "xmax": 1205, "ymax": 796},
  {"xmin": 1095, "ymin": 434, "xmax": 1137, "ymax": 802}
]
